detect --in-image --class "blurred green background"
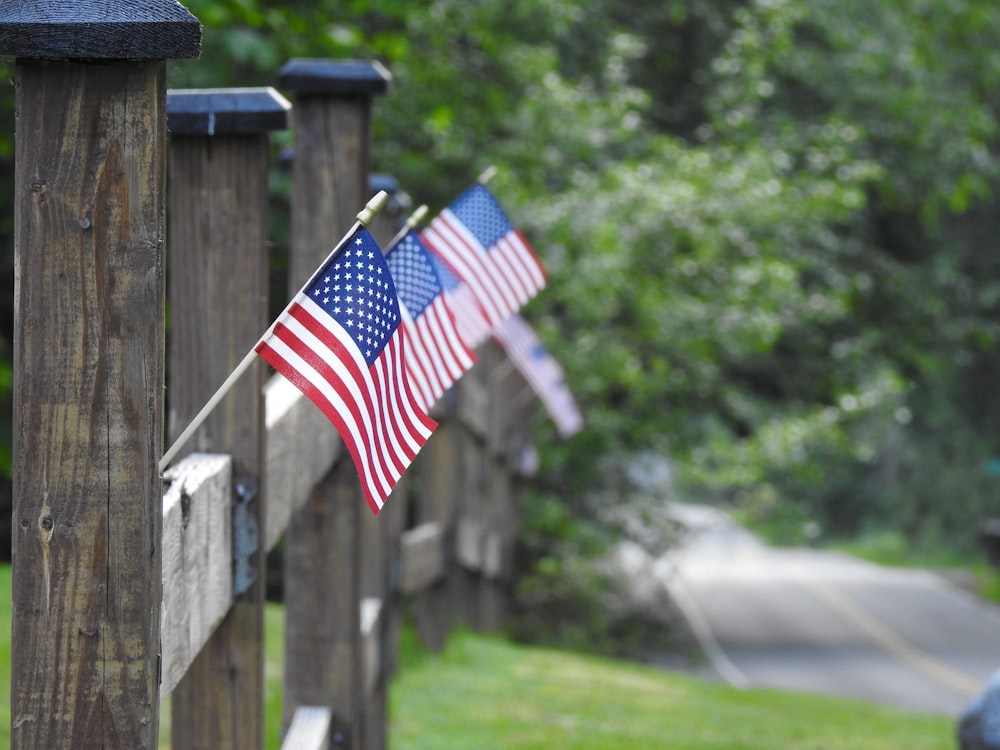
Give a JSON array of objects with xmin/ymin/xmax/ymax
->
[{"xmin": 3, "ymin": 0, "xmax": 1000, "ymax": 643}]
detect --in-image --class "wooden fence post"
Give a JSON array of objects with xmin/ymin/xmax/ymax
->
[
  {"xmin": 413, "ymin": 392, "xmax": 463, "ymax": 650},
  {"xmin": 481, "ymin": 342, "xmax": 530, "ymax": 629},
  {"xmin": 164, "ymin": 87, "xmax": 290, "ymax": 749},
  {"xmin": 359, "ymin": 176, "xmax": 411, "ymax": 750},
  {"xmin": 277, "ymin": 58, "xmax": 390, "ymax": 749},
  {"xmin": 2, "ymin": 3, "xmax": 200, "ymax": 748},
  {"xmin": 454, "ymin": 352, "xmax": 492, "ymax": 628}
]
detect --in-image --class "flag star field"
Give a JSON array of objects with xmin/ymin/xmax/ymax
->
[
  {"xmin": 449, "ymin": 183, "xmax": 513, "ymax": 249},
  {"xmin": 306, "ymin": 234, "xmax": 400, "ymax": 366},
  {"xmin": 386, "ymin": 232, "xmax": 441, "ymax": 319}
]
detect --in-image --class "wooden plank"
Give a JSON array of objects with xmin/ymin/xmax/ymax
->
[
  {"xmin": 360, "ymin": 598, "xmax": 383, "ymax": 698},
  {"xmin": 159, "ymin": 453, "xmax": 233, "ymax": 697},
  {"xmin": 263, "ymin": 374, "xmax": 342, "ymax": 552},
  {"xmin": 456, "ymin": 519, "xmax": 485, "ymax": 572},
  {"xmin": 457, "ymin": 372, "xmax": 490, "ymax": 438},
  {"xmin": 280, "ymin": 707, "xmax": 332, "ymax": 750},
  {"xmin": 10, "ymin": 58, "xmax": 169, "ymax": 750},
  {"xmin": 166, "ymin": 94, "xmax": 280, "ymax": 750},
  {"xmin": 399, "ymin": 523, "xmax": 446, "ymax": 595}
]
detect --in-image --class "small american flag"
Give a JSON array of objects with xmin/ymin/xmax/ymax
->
[
  {"xmin": 420, "ymin": 184, "xmax": 546, "ymax": 332},
  {"xmin": 427, "ymin": 246, "xmax": 492, "ymax": 349},
  {"xmin": 255, "ymin": 226, "xmax": 436, "ymax": 514},
  {"xmin": 493, "ymin": 315, "xmax": 583, "ymax": 439},
  {"xmin": 385, "ymin": 230, "xmax": 476, "ymax": 410}
]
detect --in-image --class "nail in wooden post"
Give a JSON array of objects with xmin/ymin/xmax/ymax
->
[
  {"xmin": 165, "ymin": 86, "xmax": 290, "ymax": 750},
  {"xmin": 277, "ymin": 58, "xmax": 390, "ymax": 749},
  {"xmin": 1, "ymin": 3, "xmax": 200, "ymax": 749}
]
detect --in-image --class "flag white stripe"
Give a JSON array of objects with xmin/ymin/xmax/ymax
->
[
  {"xmin": 386, "ymin": 329, "xmax": 436, "ymax": 446},
  {"xmin": 424, "ymin": 215, "xmax": 514, "ymax": 324},
  {"xmin": 292, "ymin": 296, "xmax": 416, "ymax": 474},
  {"xmin": 494, "ymin": 316, "xmax": 583, "ymax": 438},
  {"xmin": 446, "ymin": 219, "xmax": 526, "ymax": 316},
  {"xmin": 261, "ymin": 323, "xmax": 395, "ymax": 501},
  {"xmin": 430, "ymin": 297, "xmax": 476, "ymax": 375},
  {"xmin": 422, "ymin": 300, "xmax": 470, "ymax": 381},
  {"xmin": 398, "ymin": 303, "xmax": 436, "ymax": 409}
]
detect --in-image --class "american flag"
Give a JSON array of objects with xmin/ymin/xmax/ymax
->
[
  {"xmin": 493, "ymin": 315, "xmax": 583, "ymax": 439},
  {"xmin": 420, "ymin": 183, "xmax": 546, "ymax": 332},
  {"xmin": 255, "ymin": 226, "xmax": 437, "ymax": 514},
  {"xmin": 427, "ymin": 246, "xmax": 492, "ymax": 349},
  {"xmin": 385, "ymin": 230, "xmax": 476, "ymax": 410}
]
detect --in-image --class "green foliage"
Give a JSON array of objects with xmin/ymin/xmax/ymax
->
[{"xmin": 4, "ymin": 0, "xmax": 1000, "ymax": 577}]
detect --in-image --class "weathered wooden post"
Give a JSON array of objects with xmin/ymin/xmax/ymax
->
[
  {"xmin": 1, "ymin": 3, "xmax": 200, "ymax": 748},
  {"xmin": 455, "ymin": 352, "xmax": 492, "ymax": 628},
  {"xmin": 413, "ymin": 391, "xmax": 463, "ymax": 650},
  {"xmin": 165, "ymin": 86, "xmax": 290, "ymax": 749},
  {"xmin": 277, "ymin": 58, "xmax": 390, "ymax": 748},
  {"xmin": 359, "ymin": 175, "xmax": 411, "ymax": 750},
  {"xmin": 481, "ymin": 342, "xmax": 529, "ymax": 629}
]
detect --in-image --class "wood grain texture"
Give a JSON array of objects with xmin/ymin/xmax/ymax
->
[
  {"xmin": 413, "ymin": 405, "xmax": 463, "ymax": 651},
  {"xmin": 166, "ymin": 129, "xmax": 271, "ymax": 750},
  {"xmin": 283, "ymin": 457, "xmax": 361, "ymax": 748},
  {"xmin": 263, "ymin": 374, "xmax": 341, "ymax": 551},
  {"xmin": 11, "ymin": 60, "xmax": 166, "ymax": 750},
  {"xmin": 0, "ymin": 0, "xmax": 202, "ymax": 59},
  {"xmin": 160, "ymin": 453, "xmax": 233, "ymax": 697},
  {"xmin": 282, "ymin": 75, "xmax": 382, "ymax": 747}
]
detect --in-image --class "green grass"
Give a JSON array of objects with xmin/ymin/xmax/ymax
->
[
  {"xmin": 1, "ymin": 565, "xmax": 959, "ymax": 748},
  {"xmin": 388, "ymin": 628, "xmax": 955, "ymax": 750}
]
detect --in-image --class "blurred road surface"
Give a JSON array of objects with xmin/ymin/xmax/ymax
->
[{"xmin": 653, "ymin": 503, "xmax": 1000, "ymax": 716}]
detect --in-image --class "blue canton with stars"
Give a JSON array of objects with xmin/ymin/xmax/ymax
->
[
  {"xmin": 449, "ymin": 184, "xmax": 513, "ymax": 250},
  {"xmin": 386, "ymin": 232, "xmax": 443, "ymax": 319},
  {"xmin": 305, "ymin": 227, "xmax": 400, "ymax": 367}
]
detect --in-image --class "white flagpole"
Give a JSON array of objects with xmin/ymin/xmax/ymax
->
[{"xmin": 159, "ymin": 190, "xmax": 389, "ymax": 473}]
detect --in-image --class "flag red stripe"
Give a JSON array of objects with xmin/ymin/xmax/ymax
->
[
  {"xmin": 287, "ymin": 303, "xmax": 410, "ymax": 477},
  {"xmin": 423, "ymin": 216, "xmax": 513, "ymax": 325},
  {"xmin": 256, "ymin": 340, "xmax": 389, "ymax": 510}
]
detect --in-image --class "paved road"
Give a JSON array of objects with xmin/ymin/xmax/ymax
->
[{"xmin": 651, "ymin": 504, "xmax": 1000, "ymax": 716}]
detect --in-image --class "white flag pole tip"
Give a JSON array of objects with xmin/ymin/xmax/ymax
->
[
  {"xmin": 406, "ymin": 204, "xmax": 429, "ymax": 230},
  {"xmin": 477, "ymin": 165, "xmax": 498, "ymax": 185},
  {"xmin": 357, "ymin": 190, "xmax": 389, "ymax": 226}
]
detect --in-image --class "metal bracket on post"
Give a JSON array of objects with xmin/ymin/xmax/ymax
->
[{"xmin": 233, "ymin": 477, "xmax": 260, "ymax": 596}]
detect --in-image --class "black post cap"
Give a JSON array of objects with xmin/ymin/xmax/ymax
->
[
  {"xmin": 277, "ymin": 59, "xmax": 391, "ymax": 97},
  {"xmin": 167, "ymin": 87, "xmax": 292, "ymax": 136},
  {"xmin": 0, "ymin": 0, "xmax": 202, "ymax": 60}
]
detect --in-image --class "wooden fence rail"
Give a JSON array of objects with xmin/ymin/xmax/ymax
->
[{"xmin": 4, "ymin": 5, "xmax": 539, "ymax": 749}]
